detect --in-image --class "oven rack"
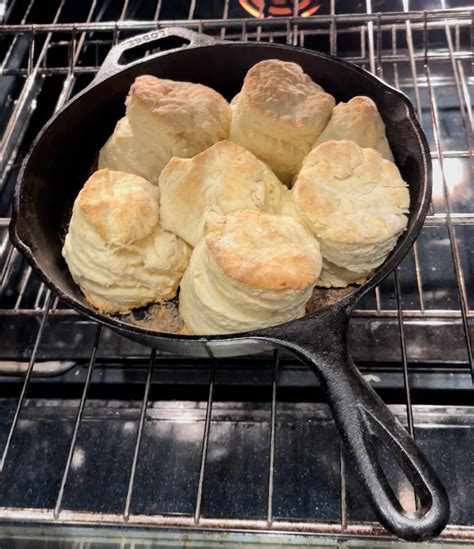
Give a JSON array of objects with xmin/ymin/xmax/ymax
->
[{"xmin": 0, "ymin": 1, "xmax": 473, "ymax": 543}]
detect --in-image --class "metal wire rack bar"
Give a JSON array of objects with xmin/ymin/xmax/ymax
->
[
  {"xmin": 193, "ymin": 358, "xmax": 216, "ymax": 524},
  {"xmin": 53, "ymin": 325, "xmax": 102, "ymax": 519},
  {"xmin": 0, "ymin": 8, "xmax": 471, "ymax": 34},
  {"xmin": 123, "ymin": 348, "xmax": 155, "ymax": 521},
  {"xmin": 1, "ymin": 507, "xmax": 474, "ymax": 542},
  {"xmin": 385, "ymin": 13, "xmax": 417, "ymax": 440},
  {"xmin": 1, "ymin": 307, "xmax": 473, "ymax": 318},
  {"xmin": 0, "ymin": 50, "xmax": 471, "ymax": 76},
  {"xmin": 0, "ymin": 291, "xmax": 52, "ymax": 471},
  {"xmin": 266, "ymin": 349, "xmax": 278, "ymax": 527},
  {"xmin": 0, "ymin": 25, "xmax": 471, "ymax": 49}
]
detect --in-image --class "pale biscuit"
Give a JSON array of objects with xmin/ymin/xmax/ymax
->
[
  {"xmin": 62, "ymin": 169, "xmax": 191, "ymax": 313},
  {"xmin": 159, "ymin": 140, "xmax": 287, "ymax": 247},
  {"xmin": 293, "ymin": 140, "xmax": 409, "ymax": 287},
  {"xmin": 98, "ymin": 117, "xmax": 164, "ymax": 184},
  {"xmin": 99, "ymin": 75, "xmax": 231, "ymax": 183},
  {"xmin": 126, "ymin": 74, "xmax": 230, "ymax": 161},
  {"xmin": 179, "ymin": 210, "xmax": 322, "ymax": 334},
  {"xmin": 313, "ymin": 96, "xmax": 394, "ymax": 161},
  {"xmin": 229, "ymin": 59, "xmax": 335, "ymax": 185},
  {"xmin": 316, "ymin": 259, "xmax": 368, "ymax": 289}
]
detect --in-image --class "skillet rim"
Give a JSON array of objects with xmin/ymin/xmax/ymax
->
[{"xmin": 9, "ymin": 40, "xmax": 432, "ymax": 343}]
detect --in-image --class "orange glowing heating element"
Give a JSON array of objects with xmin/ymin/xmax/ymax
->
[{"xmin": 239, "ymin": 0, "xmax": 322, "ymax": 18}]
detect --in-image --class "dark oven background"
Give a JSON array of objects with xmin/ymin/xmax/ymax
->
[{"xmin": 0, "ymin": 0, "xmax": 473, "ymax": 545}]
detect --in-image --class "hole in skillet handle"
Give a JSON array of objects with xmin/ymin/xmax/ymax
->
[
  {"xmin": 117, "ymin": 35, "xmax": 190, "ymax": 65},
  {"xmin": 368, "ymin": 432, "xmax": 418, "ymax": 517}
]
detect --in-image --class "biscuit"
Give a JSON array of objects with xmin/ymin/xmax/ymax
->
[
  {"xmin": 98, "ymin": 117, "xmax": 164, "ymax": 184},
  {"xmin": 313, "ymin": 96, "xmax": 394, "ymax": 161},
  {"xmin": 126, "ymin": 74, "xmax": 230, "ymax": 159},
  {"xmin": 179, "ymin": 210, "xmax": 322, "ymax": 334},
  {"xmin": 159, "ymin": 140, "xmax": 287, "ymax": 247},
  {"xmin": 62, "ymin": 169, "xmax": 191, "ymax": 313},
  {"xmin": 99, "ymin": 75, "xmax": 231, "ymax": 183},
  {"xmin": 293, "ymin": 140, "xmax": 409, "ymax": 287},
  {"xmin": 229, "ymin": 59, "xmax": 335, "ymax": 185}
]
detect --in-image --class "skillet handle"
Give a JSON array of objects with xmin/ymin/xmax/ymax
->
[
  {"xmin": 258, "ymin": 308, "xmax": 449, "ymax": 541},
  {"xmin": 95, "ymin": 27, "xmax": 218, "ymax": 82}
]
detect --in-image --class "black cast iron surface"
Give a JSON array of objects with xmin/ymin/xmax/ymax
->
[
  {"xmin": 11, "ymin": 28, "xmax": 431, "ymax": 351},
  {"xmin": 10, "ymin": 27, "xmax": 448, "ymax": 540}
]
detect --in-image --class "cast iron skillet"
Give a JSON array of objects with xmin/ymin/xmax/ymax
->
[{"xmin": 10, "ymin": 27, "xmax": 449, "ymax": 541}]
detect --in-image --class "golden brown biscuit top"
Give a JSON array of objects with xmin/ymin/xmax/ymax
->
[
  {"xmin": 239, "ymin": 59, "xmax": 335, "ymax": 127},
  {"xmin": 205, "ymin": 209, "xmax": 321, "ymax": 291},
  {"xmin": 329, "ymin": 96, "xmax": 385, "ymax": 136},
  {"xmin": 161, "ymin": 140, "xmax": 283, "ymax": 209},
  {"xmin": 77, "ymin": 168, "xmax": 159, "ymax": 245},
  {"xmin": 127, "ymin": 74, "xmax": 230, "ymax": 134},
  {"xmin": 313, "ymin": 95, "xmax": 394, "ymax": 161},
  {"xmin": 293, "ymin": 140, "xmax": 409, "ymax": 244},
  {"xmin": 338, "ymin": 96, "xmax": 377, "ymax": 115}
]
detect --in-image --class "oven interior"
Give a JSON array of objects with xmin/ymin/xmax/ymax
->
[{"xmin": 0, "ymin": 0, "xmax": 473, "ymax": 545}]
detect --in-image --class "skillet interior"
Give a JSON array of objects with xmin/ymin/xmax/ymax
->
[{"xmin": 12, "ymin": 42, "xmax": 429, "ymax": 339}]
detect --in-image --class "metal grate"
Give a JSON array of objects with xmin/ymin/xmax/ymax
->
[{"xmin": 0, "ymin": 0, "xmax": 473, "ymax": 543}]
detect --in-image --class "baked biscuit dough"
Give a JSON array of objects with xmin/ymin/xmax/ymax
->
[
  {"xmin": 179, "ymin": 210, "xmax": 322, "ymax": 334},
  {"xmin": 98, "ymin": 117, "xmax": 163, "ymax": 184},
  {"xmin": 293, "ymin": 140, "xmax": 409, "ymax": 287},
  {"xmin": 229, "ymin": 60, "xmax": 335, "ymax": 185},
  {"xmin": 62, "ymin": 169, "xmax": 191, "ymax": 313},
  {"xmin": 313, "ymin": 96, "xmax": 394, "ymax": 161},
  {"xmin": 99, "ymin": 75, "xmax": 231, "ymax": 183},
  {"xmin": 159, "ymin": 140, "xmax": 287, "ymax": 247}
]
